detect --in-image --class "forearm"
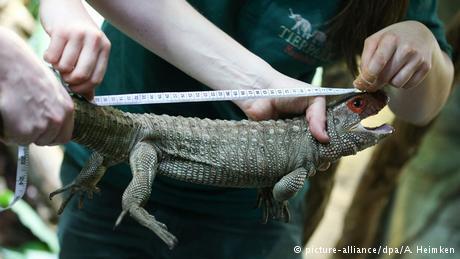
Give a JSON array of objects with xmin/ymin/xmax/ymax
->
[
  {"xmin": 40, "ymin": 0, "xmax": 90, "ymax": 32},
  {"xmin": 388, "ymin": 48, "xmax": 454, "ymax": 125},
  {"xmin": 88, "ymin": 0, "xmax": 306, "ymax": 91}
]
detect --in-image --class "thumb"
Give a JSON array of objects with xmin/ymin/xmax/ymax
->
[{"xmin": 306, "ymin": 96, "xmax": 329, "ymax": 143}]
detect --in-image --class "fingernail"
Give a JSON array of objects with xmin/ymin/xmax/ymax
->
[
  {"xmin": 368, "ymin": 62, "xmax": 380, "ymax": 78},
  {"xmin": 364, "ymin": 74, "xmax": 377, "ymax": 85},
  {"xmin": 353, "ymin": 78, "xmax": 362, "ymax": 88},
  {"xmin": 353, "ymin": 78, "xmax": 367, "ymax": 90}
]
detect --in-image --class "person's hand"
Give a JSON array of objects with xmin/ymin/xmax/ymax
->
[
  {"xmin": 0, "ymin": 28, "xmax": 74, "ymax": 146},
  {"xmin": 40, "ymin": 0, "xmax": 111, "ymax": 100},
  {"xmin": 354, "ymin": 21, "xmax": 435, "ymax": 91},
  {"xmin": 235, "ymin": 74, "xmax": 330, "ymax": 143}
]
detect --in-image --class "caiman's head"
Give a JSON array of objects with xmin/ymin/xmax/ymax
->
[{"xmin": 318, "ymin": 91, "xmax": 393, "ymax": 167}]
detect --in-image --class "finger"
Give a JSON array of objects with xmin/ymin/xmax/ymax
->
[
  {"xmin": 360, "ymin": 35, "xmax": 380, "ymax": 72},
  {"xmin": 374, "ymin": 46, "xmax": 415, "ymax": 87},
  {"xmin": 15, "ymin": 125, "xmax": 45, "ymax": 146},
  {"xmin": 89, "ymin": 42, "xmax": 110, "ymax": 86},
  {"xmin": 51, "ymin": 104, "xmax": 74, "ymax": 145},
  {"xmin": 51, "ymin": 97, "xmax": 74, "ymax": 145},
  {"xmin": 353, "ymin": 74, "xmax": 380, "ymax": 92},
  {"xmin": 69, "ymin": 83, "xmax": 96, "ymax": 100},
  {"xmin": 63, "ymin": 37, "xmax": 102, "ymax": 85},
  {"xmin": 390, "ymin": 57, "xmax": 423, "ymax": 88},
  {"xmin": 66, "ymin": 40, "xmax": 109, "ymax": 97},
  {"xmin": 398, "ymin": 60, "xmax": 431, "ymax": 89},
  {"xmin": 306, "ymin": 97, "xmax": 329, "ymax": 143},
  {"xmin": 56, "ymin": 36, "xmax": 84, "ymax": 73},
  {"xmin": 363, "ymin": 34, "xmax": 398, "ymax": 84},
  {"xmin": 44, "ymin": 33, "xmax": 67, "ymax": 64},
  {"xmin": 35, "ymin": 119, "xmax": 62, "ymax": 146},
  {"xmin": 3, "ymin": 134, "xmax": 26, "ymax": 146}
]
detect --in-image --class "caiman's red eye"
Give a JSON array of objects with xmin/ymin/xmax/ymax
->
[{"xmin": 347, "ymin": 97, "xmax": 366, "ymax": 113}]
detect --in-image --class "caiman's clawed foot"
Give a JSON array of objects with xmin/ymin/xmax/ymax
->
[
  {"xmin": 50, "ymin": 152, "xmax": 107, "ymax": 214},
  {"xmin": 50, "ymin": 182, "xmax": 101, "ymax": 214},
  {"xmin": 256, "ymin": 187, "xmax": 290, "ymax": 223},
  {"xmin": 115, "ymin": 206, "xmax": 178, "ymax": 250}
]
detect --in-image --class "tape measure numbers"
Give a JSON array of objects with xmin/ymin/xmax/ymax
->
[
  {"xmin": 0, "ymin": 146, "xmax": 28, "ymax": 212},
  {"xmin": 2, "ymin": 86, "xmax": 356, "ymax": 211},
  {"xmin": 93, "ymin": 87, "xmax": 357, "ymax": 106}
]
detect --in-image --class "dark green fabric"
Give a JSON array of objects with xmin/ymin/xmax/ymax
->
[
  {"xmin": 405, "ymin": 0, "xmax": 453, "ymax": 58},
  {"xmin": 59, "ymin": 156, "xmax": 305, "ymax": 259},
  {"xmin": 60, "ymin": 0, "xmax": 452, "ymax": 258}
]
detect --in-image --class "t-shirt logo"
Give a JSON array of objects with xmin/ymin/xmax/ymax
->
[
  {"xmin": 279, "ymin": 8, "xmax": 331, "ymax": 64},
  {"xmin": 288, "ymin": 8, "xmax": 313, "ymax": 39}
]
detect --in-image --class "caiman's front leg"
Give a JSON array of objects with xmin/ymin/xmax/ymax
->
[
  {"xmin": 114, "ymin": 141, "xmax": 178, "ymax": 249},
  {"xmin": 273, "ymin": 167, "xmax": 311, "ymax": 201},
  {"xmin": 50, "ymin": 152, "xmax": 107, "ymax": 214},
  {"xmin": 273, "ymin": 167, "xmax": 311, "ymax": 222}
]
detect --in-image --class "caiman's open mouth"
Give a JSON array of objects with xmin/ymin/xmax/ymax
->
[{"xmin": 351, "ymin": 123, "xmax": 394, "ymax": 135}]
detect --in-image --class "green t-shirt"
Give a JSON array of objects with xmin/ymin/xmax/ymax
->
[{"xmin": 63, "ymin": 0, "xmax": 451, "ymax": 217}]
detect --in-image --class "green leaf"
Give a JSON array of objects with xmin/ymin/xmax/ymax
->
[
  {"xmin": 26, "ymin": 0, "xmax": 40, "ymax": 19},
  {"xmin": 10, "ymin": 199, "xmax": 59, "ymax": 253},
  {"xmin": 0, "ymin": 246, "xmax": 58, "ymax": 259},
  {"xmin": 0, "ymin": 190, "xmax": 14, "ymax": 207},
  {"xmin": 0, "ymin": 247, "xmax": 25, "ymax": 259},
  {"xmin": 0, "ymin": 188, "xmax": 59, "ymax": 253}
]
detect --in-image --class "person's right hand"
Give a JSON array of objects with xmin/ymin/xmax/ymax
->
[
  {"xmin": 40, "ymin": 0, "xmax": 111, "ymax": 100},
  {"xmin": 235, "ymin": 74, "xmax": 330, "ymax": 143},
  {"xmin": 0, "ymin": 28, "xmax": 74, "ymax": 146}
]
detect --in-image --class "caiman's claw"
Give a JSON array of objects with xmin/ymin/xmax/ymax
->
[
  {"xmin": 127, "ymin": 206, "xmax": 178, "ymax": 250},
  {"xmin": 57, "ymin": 193, "xmax": 75, "ymax": 215},
  {"xmin": 49, "ymin": 184, "xmax": 72, "ymax": 200},
  {"xmin": 256, "ymin": 187, "xmax": 290, "ymax": 223},
  {"xmin": 50, "ymin": 152, "xmax": 107, "ymax": 214},
  {"xmin": 50, "ymin": 182, "xmax": 101, "ymax": 214}
]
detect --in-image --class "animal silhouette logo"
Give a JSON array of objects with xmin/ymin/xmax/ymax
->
[{"xmin": 288, "ymin": 8, "xmax": 312, "ymax": 39}]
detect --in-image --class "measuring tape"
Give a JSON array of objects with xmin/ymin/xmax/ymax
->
[
  {"xmin": 0, "ymin": 145, "xmax": 28, "ymax": 212},
  {"xmin": 93, "ymin": 87, "xmax": 357, "ymax": 106},
  {"xmin": 1, "ymin": 85, "xmax": 356, "ymax": 211}
]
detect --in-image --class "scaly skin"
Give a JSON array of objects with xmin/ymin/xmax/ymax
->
[{"xmin": 50, "ymin": 91, "xmax": 393, "ymax": 249}]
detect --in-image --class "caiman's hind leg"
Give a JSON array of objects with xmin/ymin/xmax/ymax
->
[
  {"xmin": 114, "ymin": 141, "xmax": 178, "ymax": 249},
  {"xmin": 50, "ymin": 152, "xmax": 107, "ymax": 214},
  {"xmin": 257, "ymin": 167, "xmax": 310, "ymax": 223}
]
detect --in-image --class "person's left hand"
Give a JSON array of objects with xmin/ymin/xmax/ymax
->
[{"xmin": 354, "ymin": 21, "xmax": 436, "ymax": 91}]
